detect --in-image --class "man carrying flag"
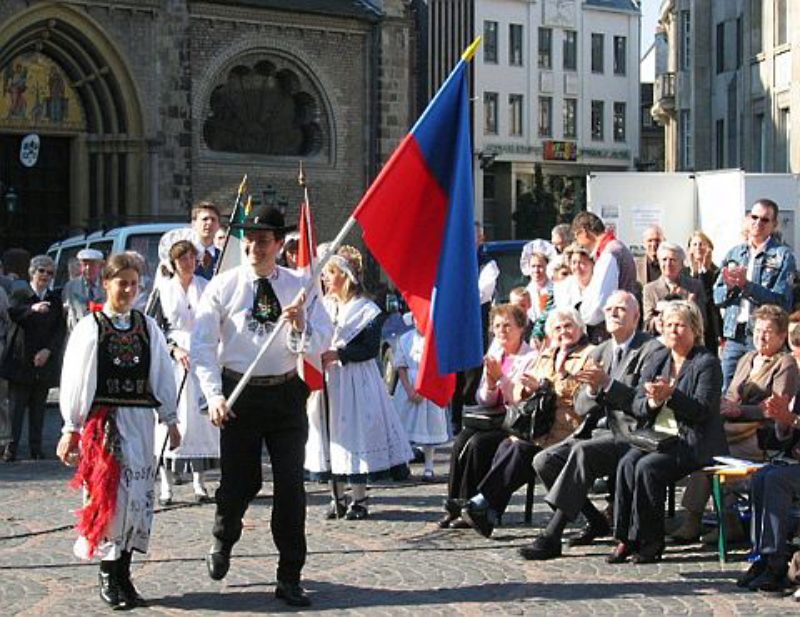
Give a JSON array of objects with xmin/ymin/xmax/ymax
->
[{"xmin": 192, "ymin": 204, "xmax": 332, "ymax": 607}]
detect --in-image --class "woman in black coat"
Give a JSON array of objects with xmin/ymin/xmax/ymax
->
[
  {"xmin": 682, "ymin": 231, "xmax": 721, "ymax": 354},
  {"xmin": 1, "ymin": 255, "xmax": 65, "ymax": 461},
  {"xmin": 608, "ymin": 299, "xmax": 727, "ymax": 563}
]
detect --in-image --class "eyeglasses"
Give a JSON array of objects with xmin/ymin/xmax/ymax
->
[
  {"xmin": 36, "ymin": 268, "xmax": 54, "ymax": 275},
  {"xmin": 750, "ymin": 214, "xmax": 773, "ymax": 224}
]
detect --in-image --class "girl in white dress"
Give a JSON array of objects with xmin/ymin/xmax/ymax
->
[
  {"xmin": 305, "ymin": 246, "xmax": 413, "ymax": 520},
  {"xmin": 57, "ymin": 252, "xmax": 180, "ymax": 610},
  {"xmin": 393, "ymin": 317, "xmax": 449, "ymax": 480},
  {"xmin": 152, "ymin": 240, "xmax": 218, "ymax": 504}
]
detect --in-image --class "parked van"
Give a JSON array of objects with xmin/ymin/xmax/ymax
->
[{"xmin": 46, "ymin": 223, "xmax": 185, "ymax": 291}]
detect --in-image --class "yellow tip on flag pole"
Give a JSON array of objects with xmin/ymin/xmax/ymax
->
[
  {"xmin": 461, "ymin": 36, "xmax": 482, "ymax": 62},
  {"xmin": 245, "ymin": 194, "xmax": 253, "ymax": 215}
]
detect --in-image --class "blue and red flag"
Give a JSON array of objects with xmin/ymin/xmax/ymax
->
[{"xmin": 353, "ymin": 40, "xmax": 483, "ymax": 407}]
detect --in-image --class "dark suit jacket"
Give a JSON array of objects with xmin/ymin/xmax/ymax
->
[
  {"xmin": 574, "ymin": 331, "xmax": 662, "ymax": 438},
  {"xmin": 632, "ymin": 345, "xmax": 727, "ymax": 466},
  {"xmin": 642, "ymin": 274, "xmax": 707, "ymax": 335},
  {"xmin": 2, "ymin": 286, "xmax": 66, "ymax": 386}
]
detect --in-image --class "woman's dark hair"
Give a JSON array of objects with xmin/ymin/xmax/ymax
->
[{"xmin": 162, "ymin": 240, "xmax": 197, "ymax": 277}]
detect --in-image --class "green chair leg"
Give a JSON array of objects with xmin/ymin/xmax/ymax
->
[{"xmin": 711, "ymin": 475, "xmax": 726, "ymax": 566}]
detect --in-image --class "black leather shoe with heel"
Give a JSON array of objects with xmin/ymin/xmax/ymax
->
[
  {"xmin": 206, "ymin": 540, "xmax": 232, "ymax": 581},
  {"xmin": 275, "ymin": 580, "xmax": 312, "ymax": 607}
]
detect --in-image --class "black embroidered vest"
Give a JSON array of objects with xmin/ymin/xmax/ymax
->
[{"xmin": 93, "ymin": 310, "xmax": 160, "ymax": 408}]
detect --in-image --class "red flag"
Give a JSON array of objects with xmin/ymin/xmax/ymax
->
[{"xmin": 296, "ymin": 201, "xmax": 325, "ymax": 390}]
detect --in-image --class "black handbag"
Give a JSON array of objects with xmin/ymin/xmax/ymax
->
[
  {"xmin": 462, "ymin": 405, "xmax": 506, "ymax": 431},
  {"xmin": 502, "ymin": 379, "xmax": 557, "ymax": 442},
  {"xmin": 627, "ymin": 427, "xmax": 679, "ymax": 453}
]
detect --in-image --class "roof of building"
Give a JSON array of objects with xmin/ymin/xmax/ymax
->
[
  {"xmin": 584, "ymin": 0, "xmax": 640, "ymax": 13},
  {"xmin": 222, "ymin": 0, "xmax": 382, "ymax": 22}
]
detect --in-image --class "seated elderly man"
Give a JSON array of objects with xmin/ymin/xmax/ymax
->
[
  {"xmin": 520, "ymin": 291, "xmax": 661, "ymax": 560},
  {"xmin": 736, "ymin": 393, "xmax": 800, "ymax": 593}
]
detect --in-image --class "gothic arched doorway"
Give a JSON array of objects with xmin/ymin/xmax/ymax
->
[{"xmin": 0, "ymin": 4, "xmax": 145, "ymax": 253}]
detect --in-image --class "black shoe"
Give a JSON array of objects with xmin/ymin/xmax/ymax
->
[
  {"xmin": 98, "ymin": 562, "xmax": 123, "ymax": 608},
  {"xmin": 568, "ymin": 521, "xmax": 612, "ymax": 547},
  {"xmin": 461, "ymin": 501, "xmax": 496, "ymax": 539},
  {"xmin": 606, "ymin": 541, "xmax": 635, "ymax": 564},
  {"xmin": 116, "ymin": 550, "xmax": 146, "ymax": 609},
  {"xmin": 206, "ymin": 541, "xmax": 232, "ymax": 581},
  {"xmin": 275, "ymin": 580, "xmax": 311, "ymax": 607},
  {"xmin": 2, "ymin": 445, "xmax": 16, "ymax": 463},
  {"xmin": 194, "ymin": 493, "xmax": 215, "ymax": 504},
  {"xmin": 748, "ymin": 563, "xmax": 790, "ymax": 593},
  {"xmin": 345, "ymin": 499, "xmax": 369, "ymax": 521},
  {"xmin": 518, "ymin": 535, "xmax": 562, "ymax": 561},
  {"xmin": 631, "ymin": 540, "xmax": 664, "ymax": 564},
  {"xmin": 325, "ymin": 498, "xmax": 347, "ymax": 520},
  {"xmin": 437, "ymin": 512, "xmax": 458, "ymax": 528},
  {"xmin": 449, "ymin": 517, "xmax": 470, "ymax": 529},
  {"xmin": 737, "ymin": 560, "xmax": 767, "ymax": 588}
]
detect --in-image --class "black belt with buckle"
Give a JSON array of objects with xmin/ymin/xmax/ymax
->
[{"xmin": 222, "ymin": 367, "xmax": 298, "ymax": 387}]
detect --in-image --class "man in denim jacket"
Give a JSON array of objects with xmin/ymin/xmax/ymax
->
[{"xmin": 713, "ymin": 199, "xmax": 795, "ymax": 391}]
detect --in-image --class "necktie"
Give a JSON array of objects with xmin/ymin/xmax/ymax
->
[
  {"xmin": 253, "ymin": 278, "xmax": 282, "ymax": 324},
  {"xmin": 202, "ymin": 249, "xmax": 213, "ymax": 270},
  {"xmin": 611, "ymin": 346, "xmax": 624, "ymax": 377}
]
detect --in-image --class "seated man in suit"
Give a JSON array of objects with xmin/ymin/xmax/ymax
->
[{"xmin": 520, "ymin": 290, "xmax": 662, "ymax": 560}]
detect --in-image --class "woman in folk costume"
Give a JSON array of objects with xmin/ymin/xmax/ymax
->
[
  {"xmin": 152, "ymin": 239, "xmax": 218, "ymax": 504},
  {"xmin": 393, "ymin": 313, "xmax": 450, "ymax": 481},
  {"xmin": 305, "ymin": 246, "xmax": 413, "ymax": 520},
  {"xmin": 57, "ymin": 253, "xmax": 180, "ymax": 610}
]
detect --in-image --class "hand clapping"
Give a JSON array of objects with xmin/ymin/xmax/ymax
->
[
  {"xmin": 575, "ymin": 358, "xmax": 610, "ymax": 393},
  {"xmin": 644, "ymin": 376, "xmax": 675, "ymax": 407}
]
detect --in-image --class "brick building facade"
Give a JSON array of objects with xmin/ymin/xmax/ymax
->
[{"xmin": 0, "ymin": 0, "xmax": 415, "ymax": 251}]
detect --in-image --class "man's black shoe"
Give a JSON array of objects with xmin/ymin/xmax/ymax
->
[
  {"xmin": 748, "ymin": 563, "xmax": 790, "ymax": 593},
  {"xmin": 518, "ymin": 534, "xmax": 562, "ymax": 561},
  {"xmin": 275, "ymin": 580, "xmax": 311, "ymax": 607},
  {"xmin": 568, "ymin": 521, "xmax": 612, "ymax": 547},
  {"xmin": 206, "ymin": 541, "xmax": 232, "ymax": 581},
  {"xmin": 736, "ymin": 560, "xmax": 767, "ymax": 588},
  {"xmin": 461, "ymin": 501, "xmax": 496, "ymax": 538}
]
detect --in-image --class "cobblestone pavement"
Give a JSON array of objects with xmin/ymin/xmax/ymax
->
[{"xmin": 0, "ymin": 408, "xmax": 796, "ymax": 616}]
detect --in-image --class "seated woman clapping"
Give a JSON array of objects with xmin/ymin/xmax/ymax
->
[
  {"xmin": 460, "ymin": 307, "xmax": 594, "ymax": 538},
  {"xmin": 671, "ymin": 305, "xmax": 798, "ymax": 543},
  {"xmin": 609, "ymin": 300, "xmax": 727, "ymax": 564},
  {"xmin": 439, "ymin": 304, "xmax": 536, "ymax": 529}
]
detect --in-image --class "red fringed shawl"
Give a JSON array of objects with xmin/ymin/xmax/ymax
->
[{"xmin": 69, "ymin": 405, "xmax": 121, "ymax": 558}]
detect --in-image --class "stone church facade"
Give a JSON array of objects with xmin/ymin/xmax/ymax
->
[{"xmin": 0, "ymin": 0, "xmax": 415, "ymax": 251}]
